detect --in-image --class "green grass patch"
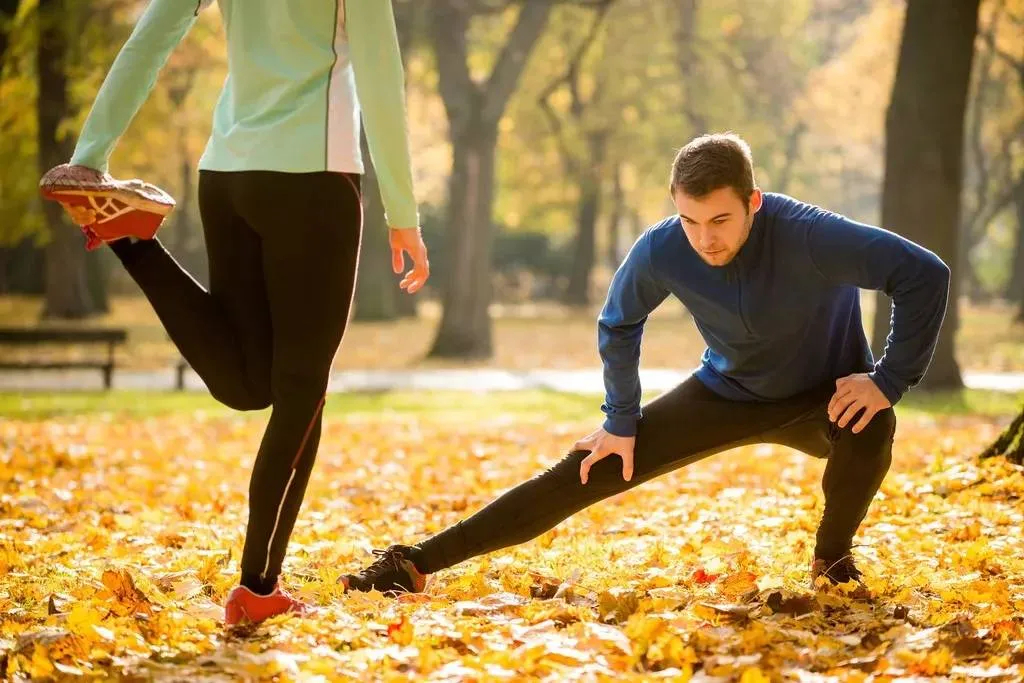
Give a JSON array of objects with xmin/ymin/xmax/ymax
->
[
  {"xmin": 0, "ymin": 389, "xmax": 598, "ymax": 422},
  {"xmin": 1, "ymin": 387, "xmax": 1019, "ymax": 421},
  {"xmin": 897, "ymin": 388, "xmax": 1022, "ymax": 418}
]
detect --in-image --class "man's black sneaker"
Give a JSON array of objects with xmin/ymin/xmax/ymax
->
[
  {"xmin": 340, "ymin": 545, "xmax": 428, "ymax": 595},
  {"xmin": 811, "ymin": 555, "xmax": 871, "ymax": 599}
]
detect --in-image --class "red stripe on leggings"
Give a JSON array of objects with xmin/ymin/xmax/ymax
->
[{"xmin": 291, "ymin": 395, "xmax": 326, "ymax": 469}]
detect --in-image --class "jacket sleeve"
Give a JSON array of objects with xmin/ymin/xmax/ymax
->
[
  {"xmin": 598, "ymin": 231, "xmax": 671, "ymax": 436},
  {"xmin": 806, "ymin": 209, "xmax": 951, "ymax": 404},
  {"xmin": 346, "ymin": 0, "xmax": 419, "ymax": 229}
]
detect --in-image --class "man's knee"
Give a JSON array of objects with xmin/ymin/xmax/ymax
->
[
  {"xmin": 871, "ymin": 407, "xmax": 897, "ymax": 440},
  {"xmin": 851, "ymin": 407, "xmax": 896, "ymax": 463}
]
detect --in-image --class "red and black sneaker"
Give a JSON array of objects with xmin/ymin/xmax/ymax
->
[
  {"xmin": 339, "ymin": 545, "xmax": 428, "ymax": 595},
  {"xmin": 811, "ymin": 555, "xmax": 872, "ymax": 600},
  {"xmin": 223, "ymin": 583, "xmax": 314, "ymax": 626},
  {"xmin": 39, "ymin": 164, "xmax": 175, "ymax": 250}
]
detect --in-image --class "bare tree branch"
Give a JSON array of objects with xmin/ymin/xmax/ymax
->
[
  {"xmin": 481, "ymin": 2, "xmax": 553, "ymax": 124},
  {"xmin": 966, "ymin": 1, "xmax": 1005, "ymax": 239},
  {"xmin": 978, "ymin": 25, "xmax": 1024, "ymax": 80},
  {"xmin": 430, "ymin": 0, "xmax": 480, "ymax": 136},
  {"xmin": 0, "ymin": 0, "xmax": 23, "ymax": 71},
  {"xmin": 536, "ymin": 1, "xmax": 612, "ymax": 176},
  {"xmin": 966, "ymin": 117, "xmax": 1024, "ymax": 238}
]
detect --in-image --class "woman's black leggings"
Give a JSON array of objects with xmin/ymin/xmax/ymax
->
[{"xmin": 112, "ymin": 170, "xmax": 363, "ymax": 593}]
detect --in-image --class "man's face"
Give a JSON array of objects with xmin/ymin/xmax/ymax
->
[{"xmin": 673, "ymin": 187, "xmax": 763, "ymax": 267}]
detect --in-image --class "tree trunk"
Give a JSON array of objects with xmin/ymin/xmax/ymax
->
[
  {"xmin": 564, "ymin": 132, "xmax": 607, "ymax": 307},
  {"xmin": 427, "ymin": 1, "xmax": 552, "ymax": 358},
  {"xmin": 38, "ymin": 0, "xmax": 95, "ymax": 319},
  {"xmin": 0, "ymin": 240, "xmax": 44, "ymax": 294},
  {"xmin": 394, "ymin": 273, "xmax": 418, "ymax": 317},
  {"xmin": 429, "ymin": 126, "xmax": 499, "ymax": 357},
  {"xmin": 674, "ymin": 0, "xmax": 706, "ymax": 134},
  {"xmin": 606, "ymin": 161, "xmax": 624, "ymax": 267},
  {"xmin": 869, "ymin": 293, "xmax": 890, "ymax": 361},
  {"xmin": 354, "ymin": 134, "xmax": 399, "ymax": 321},
  {"xmin": 169, "ymin": 130, "xmax": 209, "ymax": 282},
  {"xmin": 872, "ymin": 0, "xmax": 979, "ymax": 390},
  {"xmin": 175, "ymin": 145, "xmax": 194, "ymax": 258},
  {"xmin": 0, "ymin": 0, "xmax": 19, "ymax": 67},
  {"xmin": 1010, "ymin": 181, "xmax": 1024, "ymax": 322},
  {"xmin": 85, "ymin": 249, "xmax": 110, "ymax": 312},
  {"xmin": 979, "ymin": 404, "xmax": 1024, "ymax": 465},
  {"xmin": 958, "ymin": 218, "xmax": 987, "ymax": 303},
  {"xmin": 774, "ymin": 122, "xmax": 806, "ymax": 196}
]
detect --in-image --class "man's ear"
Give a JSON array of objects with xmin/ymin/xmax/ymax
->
[{"xmin": 749, "ymin": 188, "xmax": 764, "ymax": 214}]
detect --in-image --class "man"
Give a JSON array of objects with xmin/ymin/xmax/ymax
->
[
  {"xmin": 340, "ymin": 133, "xmax": 950, "ymax": 597},
  {"xmin": 39, "ymin": 0, "xmax": 429, "ymax": 625}
]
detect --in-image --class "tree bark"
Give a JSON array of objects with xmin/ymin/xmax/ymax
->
[
  {"xmin": 958, "ymin": 213, "xmax": 989, "ymax": 303},
  {"xmin": 0, "ymin": 240, "xmax": 44, "ymax": 294},
  {"xmin": 1009, "ymin": 180, "xmax": 1024, "ymax": 321},
  {"xmin": 674, "ymin": 0, "xmax": 706, "ymax": 134},
  {"xmin": 564, "ymin": 131, "xmax": 607, "ymax": 307},
  {"xmin": 430, "ymin": 125, "xmax": 500, "ymax": 357},
  {"xmin": 774, "ymin": 122, "xmax": 805, "ymax": 197},
  {"xmin": 38, "ymin": 0, "xmax": 95, "ymax": 319},
  {"xmin": 353, "ymin": 134, "xmax": 399, "ymax": 321},
  {"xmin": 0, "ymin": 0, "xmax": 19, "ymax": 67},
  {"xmin": 871, "ymin": 0, "xmax": 980, "ymax": 390},
  {"xmin": 428, "ymin": 1, "xmax": 552, "ymax": 358},
  {"xmin": 606, "ymin": 161, "xmax": 624, "ymax": 267}
]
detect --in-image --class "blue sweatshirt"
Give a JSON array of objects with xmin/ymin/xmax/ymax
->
[{"xmin": 598, "ymin": 192, "xmax": 950, "ymax": 437}]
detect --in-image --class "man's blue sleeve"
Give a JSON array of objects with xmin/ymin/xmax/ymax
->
[
  {"xmin": 806, "ymin": 210, "xmax": 951, "ymax": 404},
  {"xmin": 598, "ymin": 231, "xmax": 671, "ymax": 436}
]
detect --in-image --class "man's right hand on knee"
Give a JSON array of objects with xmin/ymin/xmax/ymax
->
[{"xmin": 575, "ymin": 428, "xmax": 636, "ymax": 485}]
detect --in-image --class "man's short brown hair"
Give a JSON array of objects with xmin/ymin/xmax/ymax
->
[{"xmin": 669, "ymin": 133, "xmax": 756, "ymax": 203}]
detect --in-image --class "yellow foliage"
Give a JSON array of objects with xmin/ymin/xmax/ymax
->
[{"xmin": 1, "ymin": 407, "xmax": 1023, "ymax": 680}]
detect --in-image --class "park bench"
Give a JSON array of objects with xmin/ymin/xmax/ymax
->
[{"xmin": 0, "ymin": 327, "xmax": 128, "ymax": 389}]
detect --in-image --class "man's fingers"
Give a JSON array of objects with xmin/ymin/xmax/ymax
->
[
  {"xmin": 573, "ymin": 430, "xmax": 602, "ymax": 452},
  {"xmin": 580, "ymin": 449, "xmax": 607, "ymax": 485},
  {"xmin": 828, "ymin": 386, "xmax": 853, "ymax": 414},
  {"xmin": 851, "ymin": 406, "xmax": 878, "ymax": 434},
  {"xmin": 829, "ymin": 393, "xmax": 858, "ymax": 422},
  {"xmin": 836, "ymin": 399, "xmax": 864, "ymax": 429},
  {"xmin": 621, "ymin": 451, "xmax": 634, "ymax": 482}
]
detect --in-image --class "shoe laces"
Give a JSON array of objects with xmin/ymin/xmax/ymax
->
[
  {"xmin": 361, "ymin": 547, "xmax": 410, "ymax": 582},
  {"xmin": 820, "ymin": 554, "xmax": 862, "ymax": 583}
]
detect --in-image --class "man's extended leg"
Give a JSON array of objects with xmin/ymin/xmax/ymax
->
[
  {"xmin": 108, "ymin": 171, "xmax": 273, "ymax": 409},
  {"xmin": 342, "ymin": 377, "xmax": 831, "ymax": 591}
]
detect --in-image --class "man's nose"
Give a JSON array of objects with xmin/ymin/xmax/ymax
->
[{"xmin": 699, "ymin": 226, "xmax": 715, "ymax": 249}]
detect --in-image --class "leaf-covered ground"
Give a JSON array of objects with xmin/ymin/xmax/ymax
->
[{"xmin": 2, "ymin": 394, "xmax": 1023, "ymax": 681}]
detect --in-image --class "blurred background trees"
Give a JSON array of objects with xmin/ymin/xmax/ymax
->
[{"xmin": 0, "ymin": 0, "xmax": 1020, "ymax": 369}]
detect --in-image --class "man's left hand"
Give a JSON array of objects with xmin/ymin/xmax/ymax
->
[{"xmin": 828, "ymin": 373, "xmax": 891, "ymax": 434}]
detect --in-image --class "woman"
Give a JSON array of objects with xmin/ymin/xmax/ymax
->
[{"xmin": 40, "ymin": 0, "xmax": 429, "ymax": 626}]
